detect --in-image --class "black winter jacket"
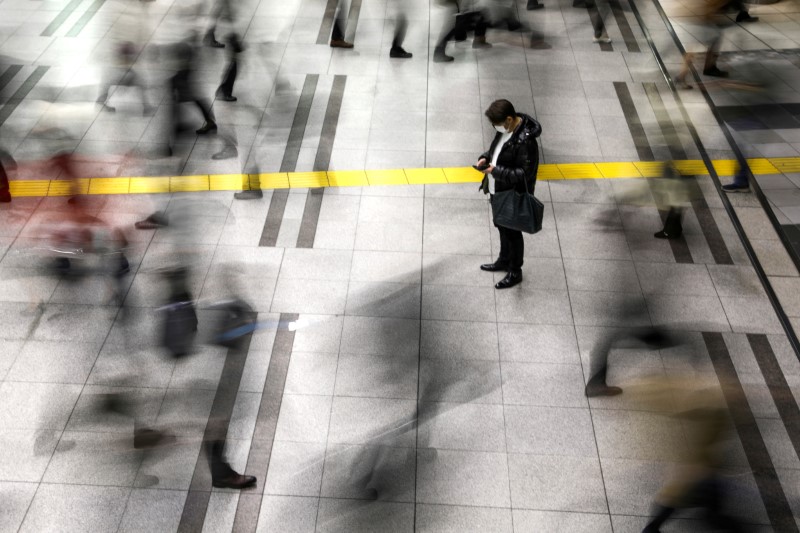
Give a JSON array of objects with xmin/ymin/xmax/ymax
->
[{"xmin": 479, "ymin": 113, "xmax": 542, "ymax": 194}]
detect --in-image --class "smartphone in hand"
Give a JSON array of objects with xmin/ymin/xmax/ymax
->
[{"xmin": 473, "ymin": 163, "xmax": 490, "ymax": 171}]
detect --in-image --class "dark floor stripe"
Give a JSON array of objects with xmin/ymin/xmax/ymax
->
[
  {"xmin": 261, "ymin": 74, "xmax": 319, "ymax": 248},
  {"xmin": 703, "ymin": 332, "xmax": 798, "ymax": 532},
  {"xmin": 691, "ymin": 195, "xmax": 733, "ymax": 265},
  {"xmin": 614, "ymin": 81, "xmax": 654, "ymax": 161},
  {"xmin": 296, "ymin": 189, "xmax": 324, "ymax": 248},
  {"xmin": 642, "ymin": 82, "xmax": 694, "ymax": 264},
  {"xmin": 314, "ymin": 75, "xmax": 346, "ymax": 172},
  {"xmin": 232, "ymin": 313, "xmax": 298, "ymax": 533},
  {"xmin": 748, "ymin": 334, "xmax": 800, "ymax": 467},
  {"xmin": 316, "ymin": 0, "xmax": 339, "ymax": 45},
  {"xmin": 41, "ymin": 0, "xmax": 85, "ymax": 36},
  {"xmin": 294, "ymin": 75, "xmax": 348, "ymax": 249},
  {"xmin": 0, "ymin": 65, "xmax": 22, "ymax": 99},
  {"xmin": 258, "ymin": 190, "xmax": 289, "ymax": 247},
  {"xmin": 608, "ymin": 0, "xmax": 640, "ymax": 53},
  {"xmin": 65, "ymin": 0, "xmax": 105, "ymax": 37},
  {"xmin": 177, "ymin": 492, "xmax": 211, "ymax": 533},
  {"xmin": 177, "ymin": 318, "xmax": 257, "ymax": 531},
  {"xmin": 0, "ymin": 66, "xmax": 49, "ymax": 127},
  {"xmin": 280, "ymin": 74, "xmax": 318, "ymax": 173}
]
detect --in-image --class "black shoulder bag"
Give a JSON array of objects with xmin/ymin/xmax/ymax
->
[{"xmin": 491, "ymin": 173, "xmax": 544, "ymax": 234}]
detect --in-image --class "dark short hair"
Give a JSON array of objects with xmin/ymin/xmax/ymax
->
[{"xmin": 485, "ymin": 99, "xmax": 516, "ymax": 124}]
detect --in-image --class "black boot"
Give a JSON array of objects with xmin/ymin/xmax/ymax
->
[{"xmin": 527, "ymin": 0, "xmax": 544, "ymax": 9}]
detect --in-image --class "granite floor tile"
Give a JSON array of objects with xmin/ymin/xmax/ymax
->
[
  {"xmin": 416, "ymin": 449, "xmax": 511, "ymax": 507},
  {"xmin": 508, "ymin": 454, "xmax": 607, "ymax": 513},
  {"xmin": 501, "ymin": 362, "xmax": 587, "ymax": 408},
  {"xmin": 19, "ymin": 483, "xmax": 130, "ymax": 533}
]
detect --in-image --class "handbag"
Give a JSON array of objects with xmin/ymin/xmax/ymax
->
[{"xmin": 491, "ymin": 176, "xmax": 544, "ymax": 234}]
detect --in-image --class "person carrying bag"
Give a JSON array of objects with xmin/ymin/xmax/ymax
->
[{"xmin": 476, "ymin": 99, "xmax": 543, "ymax": 289}]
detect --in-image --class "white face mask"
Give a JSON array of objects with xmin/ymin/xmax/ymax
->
[{"xmin": 494, "ymin": 124, "xmax": 507, "ymax": 134}]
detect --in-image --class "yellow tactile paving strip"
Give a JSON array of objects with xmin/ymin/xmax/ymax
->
[{"xmin": 5, "ymin": 158, "xmax": 789, "ymax": 197}]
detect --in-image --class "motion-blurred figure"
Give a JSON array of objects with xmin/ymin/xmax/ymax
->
[
  {"xmin": 169, "ymin": 32, "xmax": 218, "ymax": 143},
  {"xmin": 434, "ymin": 0, "xmax": 491, "ymax": 63},
  {"xmin": 96, "ymin": 41, "xmax": 153, "ymax": 114},
  {"xmin": 640, "ymin": 377, "xmax": 749, "ymax": 532},
  {"xmin": 96, "ymin": 0, "xmax": 153, "ymax": 114},
  {"xmin": 389, "ymin": 8, "xmax": 412, "ymax": 59},
  {"xmin": 204, "ymin": 0, "xmax": 234, "ymax": 48},
  {"xmin": 160, "ymin": 266, "xmax": 198, "ymax": 358},
  {"xmin": 585, "ymin": 298, "xmax": 675, "ymax": 397},
  {"xmin": 0, "ymin": 146, "xmax": 16, "ymax": 203},
  {"xmin": 697, "ymin": 0, "xmax": 730, "ymax": 77},
  {"xmin": 216, "ymin": 32, "xmax": 243, "ymax": 102},
  {"xmin": 203, "ymin": 265, "xmax": 258, "ymax": 489},
  {"xmin": 652, "ymin": 163, "xmax": 690, "ymax": 240}
]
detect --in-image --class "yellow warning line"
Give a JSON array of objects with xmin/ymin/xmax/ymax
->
[{"xmin": 5, "ymin": 158, "xmax": 785, "ymax": 197}]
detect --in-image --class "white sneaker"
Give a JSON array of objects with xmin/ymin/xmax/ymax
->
[{"xmin": 593, "ymin": 36, "xmax": 612, "ymax": 43}]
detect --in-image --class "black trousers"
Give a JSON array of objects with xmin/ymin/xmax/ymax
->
[
  {"xmin": 437, "ymin": 11, "xmax": 488, "ymax": 49},
  {"xmin": 331, "ymin": 0, "xmax": 347, "ymax": 41},
  {"xmin": 392, "ymin": 13, "xmax": 407, "ymax": 49},
  {"xmin": 206, "ymin": 439, "xmax": 237, "ymax": 481},
  {"xmin": 218, "ymin": 59, "xmax": 237, "ymax": 97},
  {"xmin": 496, "ymin": 224, "xmax": 524, "ymax": 272}
]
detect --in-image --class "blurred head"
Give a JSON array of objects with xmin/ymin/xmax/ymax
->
[{"xmin": 485, "ymin": 99, "xmax": 517, "ymax": 134}]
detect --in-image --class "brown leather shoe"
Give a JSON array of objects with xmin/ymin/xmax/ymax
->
[
  {"xmin": 212, "ymin": 473, "xmax": 257, "ymax": 489},
  {"xmin": 330, "ymin": 39, "xmax": 354, "ymax": 49}
]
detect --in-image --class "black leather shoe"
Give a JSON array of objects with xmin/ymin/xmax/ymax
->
[
  {"xmin": 196, "ymin": 121, "xmax": 217, "ymax": 134},
  {"xmin": 495, "ymin": 271, "xmax": 523, "ymax": 289},
  {"xmin": 703, "ymin": 66, "xmax": 728, "ymax": 78},
  {"xmin": 654, "ymin": 229, "xmax": 681, "ymax": 240},
  {"xmin": 736, "ymin": 11, "xmax": 758, "ymax": 23},
  {"xmin": 480, "ymin": 261, "xmax": 509, "ymax": 272},
  {"xmin": 585, "ymin": 383, "xmax": 623, "ymax": 397},
  {"xmin": 212, "ymin": 473, "xmax": 257, "ymax": 489},
  {"xmin": 433, "ymin": 48, "xmax": 454, "ymax": 62},
  {"xmin": 390, "ymin": 46, "xmax": 412, "ymax": 58}
]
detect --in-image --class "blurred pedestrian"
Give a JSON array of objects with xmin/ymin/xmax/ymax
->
[
  {"xmin": 0, "ymin": 147, "xmax": 16, "ymax": 203},
  {"xmin": 640, "ymin": 377, "xmax": 748, "ymax": 532},
  {"xmin": 477, "ymin": 99, "xmax": 542, "ymax": 290},
  {"xmin": 216, "ymin": 32, "xmax": 243, "ymax": 102},
  {"xmin": 204, "ymin": 0, "xmax": 234, "ymax": 47},
  {"xmin": 96, "ymin": 41, "xmax": 152, "ymax": 115},
  {"xmin": 652, "ymin": 162, "xmax": 692, "ymax": 240},
  {"xmin": 434, "ymin": 0, "xmax": 491, "ymax": 62}
]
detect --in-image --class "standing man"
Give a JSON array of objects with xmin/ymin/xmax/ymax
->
[{"xmin": 476, "ymin": 99, "xmax": 542, "ymax": 290}]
